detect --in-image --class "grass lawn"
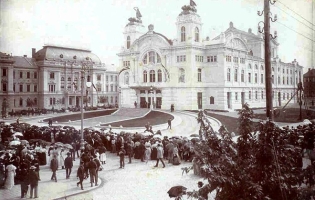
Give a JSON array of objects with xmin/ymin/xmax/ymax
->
[
  {"xmin": 253, "ymin": 108, "xmax": 315, "ymax": 123},
  {"xmin": 44, "ymin": 109, "xmax": 117, "ymax": 122},
  {"xmin": 101, "ymin": 111, "xmax": 174, "ymax": 127}
]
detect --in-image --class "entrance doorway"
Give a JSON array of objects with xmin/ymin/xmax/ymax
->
[
  {"xmin": 140, "ymin": 97, "xmax": 147, "ymax": 108},
  {"xmin": 198, "ymin": 92, "xmax": 202, "ymax": 109},
  {"xmin": 278, "ymin": 92, "xmax": 281, "ymax": 106},
  {"xmin": 156, "ymin": 97, "xmax": 162, "ymax": 109}
]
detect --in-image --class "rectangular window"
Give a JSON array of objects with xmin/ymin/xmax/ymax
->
[
  {"xmin": 34, "ymin": 72, "xmax": 37, "ymax": 79},
  {"xmin": 214, "ymin": 56, "xmax": 217, "ymax": 62},
  {"xmin": 50, "ymin": 72, "xmax": 55, "ymax": 79},
  {"xmin": 226, "ymin": 56, "xmax": 231, "ymax": 62},
  {"xmin": 115, "ymin": 76, "xmax": 117, "ymax": 82},
  {"xmin": 27, "ymin": 72, "xmax": 30, "ymax": 79},
  {"xmin": 110, "ymin": 85, "xmax": 113, "ymax": 92},
  {"xmin": 234, "ymin": 69, "xmax": 238, "ymax": 82},
  {"xmin": 20, "ymin": 72, "xmax": 23, "ymax": 78},
  {"xmin": 255, "ymin": 91, "xmax": 258, "ymax": 99},
  {"xmin": 240, "ymin": 58, "xmax": 245, "ymax": 64},
  {"xmin": 13, "ymin": 84, "xmax": 15, "ymax": 92},
  {"xmin": 48, "ymin": 84, "xmax": 55, "ymax": 92},
  {"xmin": 241, "ymin": 70, "xmax": 244, "ymax": 82},
  {"xmin": 2, "ymin": 69, "xmax": 7, "ymax": 76},
  {"xmin": 2, "ymin": 83, "xmax": 7, "ymax": 92},
  {"xmin": 106, "ymin": 85, "xmax": 108, "ymax": 92},
  {"xmin": 248, "ymin": 73, "xmax": 251, "ymax": 83},
  {"xmin": 97, "ymin": 75, "xmax": 101, "ymax": 81},
  {"xmin": 34, "ymin": 85, "xmax": 37, "ymax": 92},
  {"xmin": 249, "ymin": 91, "xmax": 251, "ymax": 100},
  {"xmin": 27, "ymin": 85, "xmax": 30, "ymax": 92},
  {"xmin": 261, "ymin": 91, "xmax": 264, "ymax": 99},
  {"xmin": 19, "ymin": 84, "xmax": 23, "ymax": 92},
  {"xmin": 255, "ymin": 73, "xmax": 258, "ymax": 83},
  {"xmin": 19, "ymin": 98, "xmax": 23, "ymax": 106},
  {"xmin": 235, "ymin": 92, "xmax": 238, "ymax": 100},
  {"xmin": 198, "ymin": 69, "xmax": 202, "ymax": 82},
  {"xmin": 233, "ymin": 57, "xmax": 238, "ymax": 63},
  {"xmin": 177, "ymin": 55, "xmax": 186, "ymax": 62},
  {"xmin": 106, "ymin": 75, "xmax": 108, "ymax": 82},
  {"xmin": 261, "ymin": 74, "xmax": 264, "ymax": 84},
  {"xmin": 272, "ymin": 75, "xmax": 274, "ymax": 84},
  {"xmin": 110, "ymin": 75, "xmax": 113, "ymax": 82}
]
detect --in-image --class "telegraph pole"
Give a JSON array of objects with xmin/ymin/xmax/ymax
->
[{"xmin": 258, "ymin": 0, "xmax": 277, "ymax": 121}]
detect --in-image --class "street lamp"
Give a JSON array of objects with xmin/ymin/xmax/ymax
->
[
  {"xmin": 297, "ymin": 82, "xmax": 303, "ymax": 121},
  {"xmin": 80, "ymin": 57, "xmax": 92, "ymax": 151}
]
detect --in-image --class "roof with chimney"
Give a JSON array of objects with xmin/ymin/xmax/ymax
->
[
  {"xmin": 12, "ymin": 56, "xmax": 37, "ymax": 69},
  {"xmin": 304, "ymin": 68, "xmax": 315, "ymax": 78}
]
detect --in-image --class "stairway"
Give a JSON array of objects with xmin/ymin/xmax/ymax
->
[{"xmin": 112, "ymin": 108, "xmax": 150, "ymax": 117}]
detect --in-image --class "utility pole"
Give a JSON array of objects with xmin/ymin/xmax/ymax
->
[{"xmin": 258, "ymin": 0, "xmax": 277, "ymax": 121}]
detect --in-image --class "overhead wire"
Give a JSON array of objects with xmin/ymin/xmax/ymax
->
[
  {"xmin": 277, "ymin": 0, "xmax": 314, "ymax": 27},
  {"xmin": 275, "ymin": 21, "xmax": 315, "ymax": 43}
]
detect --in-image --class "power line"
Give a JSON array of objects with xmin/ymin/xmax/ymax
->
[
  {"xmin": 277, "ymin": 0, "xmax": 314, "ymax": 27},
  {"xmin": 276, "ymin": 21, "xmax": 315, "ymax": 43},
  {"xmin": 274, "ymin": 4, "xmax": 315, "ymax": 34}
]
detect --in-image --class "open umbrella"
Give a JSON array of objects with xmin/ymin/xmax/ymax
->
[
  {"xmin": 54, "ymin": 142, "xmax": 64, "ymax": 147},
  {"xmin": 167, "ymin": 186, "xmax": 187, "ymax": 198},
  {"xmin": 190, "ymin": 134, "xmax": 199, "ymax": 137},
  {"xmin": 153, "ymin": 135, "xmax": 163, "ymax": 139},
  {"xmin": 64, "ymin": 144, "xmax": 73, "ymax": 149},
  {"xmin": 13, "ymin": 132, "xmax": 23, "ymax": 137},
  {"xmin": 143, "ymin": 132, "xmax": 153, "ymax": 137},
  {"xmin": 19, "ymin": 140, "xmax": 29, "ymax": 146},
  {"xmin": 9, "ymin": 140, "xmax": 21, "ymax": 146}
]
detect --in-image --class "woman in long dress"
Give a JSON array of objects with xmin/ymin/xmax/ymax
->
[
  {"xmin": 4, "ymin": 162, "xmax": 16, "ymax": 189},
  {"xmin": 59, "ymin": 149, "xmax": 65, "ymax": 169}
]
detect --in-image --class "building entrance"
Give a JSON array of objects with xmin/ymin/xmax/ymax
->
[
  {"xmin": 140, "ymin": 97, "xmax": 147, "ymax": 108},
  {"xmin": 156, "ymin": 97, "xmax": 162, "ymax": 109}
]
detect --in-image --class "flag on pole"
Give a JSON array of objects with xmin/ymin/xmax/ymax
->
[
  {"xmin": 92, "ymin": 83, "xmax": 97, "ymax": 91},
  {"xmin": 190, "ymin": 0, "xmax": 197, "ymax": 7}
]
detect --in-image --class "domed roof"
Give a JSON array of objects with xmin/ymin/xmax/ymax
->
[{"xmin": 34, "ymin": 45, "xmax": 102, "ymax": 64}]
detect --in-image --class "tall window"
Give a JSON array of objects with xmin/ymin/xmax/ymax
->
[
  {"xmin": 2, "ymin": 68, "xmax": 7, "ymax": 76},
  {"xmin": 198, "ymin": 68, "xmax": 202, "ymax": 82},
  {"xmin": 149, "ymin": 51, "xmax": 155, "ymax": 63},
  {"xmin": 97, "ymin": 75, "xmax": 101, "ymax": 81},
  {"xmin": 272, "ymin": 75, "xmax": 274, "ymax": 84},
  {"xmin": 234, "ymin": 69, "xmax": 238, "ymax": 82},
  {"xmin": 27, "ymin": 72, "xmax": 30, "ymax": 79},
  {"xmin": 195, "ymin": 27, "xmax": 199, "ymax": 42},
  {"xmin": 127, "ymin": 36, "xmax": 130, "ymax": 49},
  {"xmin": 255, "ymin": 91, "xmax": 258, "ymax": 99},
  {"xmin": 20, "ymin": 72, "xmax": 23, "ymax": 78},
  {"xmin": 248, "ymin": 73, "xmax": 251, "ymax": 83},
  {"xmin": 179, "ymin": 68, "xmax": 185, "ymax": 83},
  {"xmin": 19, "ymin": 84, "xmax": 23, "ymax": 92},
  {"xmin": 34, "ymin": 72, "xmax": 37, "ymax": 79},
  {"xmin": 278, "ymin": 76, "xmax": 280, "ymax": 84},
  {"xmin": 50, "ymin": 72, "xmax": 55, "ymax": 79},
  {"xmin": 34, "ymin": 85, "xmax": 37, "ymax": 92},
  {"xmin": 19, "ymin": 98, "xmax": 23, "ymax": 106},
  {"xmin": 235, "ymin": 92, "xmax": 238, "ymax": 100},
  {"xmin": 227, "ymin": 68, "xmax": 231, "ymax": 81},
  {"xmin": 261, "ymin": 91, "xmax": 264, "ymax": 99},
  {"xmin": 241, "ymin": 70, "xmax": 244, "ymax": 82},
  {"xmin": 124, "ymin": 72, "xmax": 129, "ymax": 85},
  {"xmin": 143, "ymin": 70, "xmax": 147, "ymax": 82},
  {"xmin": 143, "ymin": 51, "xmax": 161, "ymax": 64},
  {"xmin": 249, "ymin": 91, "xmax": 251, "ymax": 100},
  {"xmin": 261, "ymin": 74, "xmax": 264, "ymax": 84},
  {"xmin": 158, "ymin": 69, "xmax": 162, "ymax": 82},
  {"xmin": 27, "ymin": 85, "xmax": 30, "ymax": 92},
  {"xmin": 48, "ymin": 84, "xmax": 55, "ymax": 92},
  {"xmin": 149, "ymin": 70, "xmax": 155, "ymax": 82},
  {"xmin": 2, "ymin": 83, "xmax": 7, "ymax": 92},
  {"xmin": 255, "ymin": 73, "xmax": 258, "ymax": 83},
  {"xmin": 181, "ymin": 26, "xmax": 186, "ymax": 42}
]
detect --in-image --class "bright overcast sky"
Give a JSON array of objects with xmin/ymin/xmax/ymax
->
[{"xmin": 0, "ymin": 0, "xmax": 314, "ymax": 71}]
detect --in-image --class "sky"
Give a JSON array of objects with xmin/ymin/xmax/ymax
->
[{"xmin": 0, "ymin": 0, "xmax": 314, "ymax": 71}]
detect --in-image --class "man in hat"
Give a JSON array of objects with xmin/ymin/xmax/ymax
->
[
  {"xmin": 154, "ymin": 143, "xmax": 165, "ymax": 168},
  {"xmin": 77, "ymin": 162, "xmax": 85, "ymax": 190},
  {"xmin": 50, "ymin": 155, "xmax": 58, "ymax": 182},
  {"xmin": 64, "ymin": 152, "xmax": 73, "ymax": 179},
  {"xmin": 87, "ymin": 157, "xmax": 97, "ymax": 187},
  {"xmin": 28, "ymin": 166, "xmax": 40, "ymax": 198},
  {"xmin": 118, "ymin": 146, "xmax": 126, "ymax": 169}
]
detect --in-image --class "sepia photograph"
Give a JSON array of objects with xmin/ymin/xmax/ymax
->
[{"xmin": 1, "ymin": 0, "xmax": 315, "ymax": 199}]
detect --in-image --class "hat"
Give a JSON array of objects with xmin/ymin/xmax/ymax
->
[{"xmin": 30, "ymin": 166, "xmax": 36, "ymax": 170}]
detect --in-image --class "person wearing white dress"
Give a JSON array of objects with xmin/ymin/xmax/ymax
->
[
  {"xmin": 4, "ymin": 162, "xmax": 16, "ymax": 190},
  {"xmin": 60, "ymin": 149, "xmax": 65, "ymax": 169}
]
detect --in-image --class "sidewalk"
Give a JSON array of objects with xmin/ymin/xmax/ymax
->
[{"xmin": 2, "ymin": 157, "xmax": 102, "ymax": 200}]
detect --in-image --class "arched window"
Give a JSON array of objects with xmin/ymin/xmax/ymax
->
[
  {"xmin": 255, "ymin": 64, "xmax": 258, "ymax": 70},
  {"xmin": 143, "ymin": 70, "xmax": 147, "ymax": 83},
  {"xmin": 195, "ymin": 27, "xmax": 199, "ymax": 42},
  {"xmin": 149, "ymin": 70, "xmax": 155, "ymax": 82},
  {"xmin": 124, "ymin": 72, "xmax": 129, "ymax": 85},
  {"xmin": 179, "ymin": 68, "xmax": 185, "ymax": 83},
  {"xmin": 142, "ymin": 51, "xmax": 161, "ymax": 65},
  {"xmin": 127, "ymin": 36, "xmax": 130, "ymax": 49},
  {"xmin": 261, "ymin": 65, "xmax": 264, "ymax": 70},
  {"xmin": 198, "ymin": 68, "xmax": 202, "ymax": 82},
  {"xmin": 158, "ymin": 69, "xmax": 162, "ymax": 82},
  {"xmin": 210, "ymin": 96, "xmax": 214, "ymax": 104},
  {"xmin": 61, "ymin": 77, "xmax": 65, "ymax": 81},
  {"xmin": 227, "ymin": 68, "xmax": 231, "ymax": 81},
  {"xmin": 149, "ymin": 51, "xmax": 155, "ymax": 63},
  {"xmin": 181, "ymin": 26, "xmax": 186, "ymax": 42},
  {"xmin": 248, "ymin": 64, "xmax": 252, "ymax": 69}
]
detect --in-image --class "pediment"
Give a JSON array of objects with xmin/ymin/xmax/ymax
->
[
  {"xmin": 225, "ymin": 37, "xmax": 248, "ymax": 51},
  {"xmin": 133, "ymin": 34, "xmax": 170, "ymax": 52}
]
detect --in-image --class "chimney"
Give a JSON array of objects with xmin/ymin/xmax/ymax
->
[
  {"xmin": 23, "ymin": 55, "xmax": 27, "ymax": 58},
  {"xmin": 32, "ymin": 48, "xmax": 36, "ymax": 58}
]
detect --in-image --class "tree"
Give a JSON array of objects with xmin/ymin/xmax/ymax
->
[{"xmin": 183, "ymin": 104, "xmax": 310, "ymax": 200}]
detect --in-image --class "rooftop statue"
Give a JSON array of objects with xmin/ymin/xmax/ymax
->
[
  {"xmin": 128, "ymin": 7, "xmax": 142, "ymax": 24},
  {"xmin": 180, "ymin": 0, "xmax": 197, "ymax": 15}
]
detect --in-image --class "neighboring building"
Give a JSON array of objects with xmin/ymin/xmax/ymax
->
[
  {"xmin": 303, "ymin": 68, "xmax": 315, "ymax": 100},
  {"xmin": 0, "ymin": 45, "xmax": 119, "ymax": 113},
  {"xmin": 117, "ymin": 2, "xmax": 303, "ymax": 111}
]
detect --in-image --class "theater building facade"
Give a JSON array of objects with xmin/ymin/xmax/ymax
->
[{"xmin": 117, "ymin": 4, "xmax": 303, "ymax": 111}]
